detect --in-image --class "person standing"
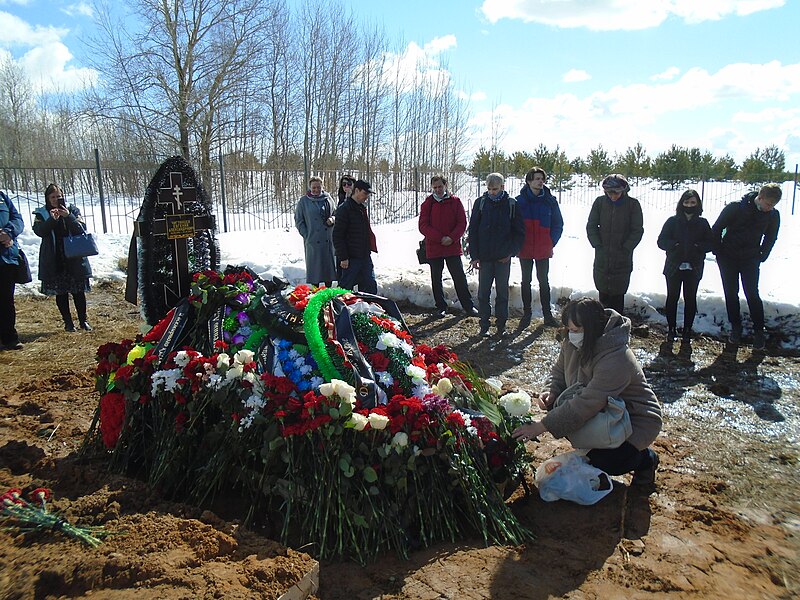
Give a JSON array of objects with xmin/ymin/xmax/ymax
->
[
  {"xmin": 333, "ymin": 179, "xmax": 378, "ymax": 294},
  {"xmin": 336, "ymin": 174, "xmax": 355, "ymax": 207},
  {"xmin": 295, "ymin": 176, "xmax": 337, "ymax": 288},
  {"xmin": 467, "ymin": 173, "xmax": 525, "ymax": 338},
  {"xmin": 0, "ymin": 190, "xmax": 25, "ymax": 350},
  {"xmin": 33, "ymin": 183, "xmax": 93, "ymax": 332},
  {"xmin": 516, "ymin": 167, "xmax": 564, "ymax": 328},
  {"xmin": 418, "ymin": 175, "xmax": 478, "ymax": 318},
  {"xmin": 586, "ymin": 174, "xmax": 643, "ymax": 316},
  {"xmin": 656, "ymin": 190, "xmax": 714, "ymax": 342},
  {"xmin": 712, "ymin": 183, "xmax": 781, "ymax": 349}
]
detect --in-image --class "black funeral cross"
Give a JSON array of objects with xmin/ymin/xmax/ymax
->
[{"xmin": 136, "ymin": 172, "xmax": 215, "ymax": 307}]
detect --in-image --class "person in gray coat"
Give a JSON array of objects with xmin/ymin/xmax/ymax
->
[
  {"xmin": 586, "ymin": 174, "xmax": 644, "ymax": 315},
  {"xmin": 33, "ymin": 183, "xmax": 93, "ymax": 332},
  {"xmin": 295, "ymin": 176, "xmax": 337, "ymax": 287}
]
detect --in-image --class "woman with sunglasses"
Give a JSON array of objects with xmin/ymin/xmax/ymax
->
[{"xmin": 336, "ymin": 175, "xmax": 355, "ymax": 207}]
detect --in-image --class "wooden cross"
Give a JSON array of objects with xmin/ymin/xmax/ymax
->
[{"xmin": 134, "ymin": 172, "xmax": 215, "ymax": 307}]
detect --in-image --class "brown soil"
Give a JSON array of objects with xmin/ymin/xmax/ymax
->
[{"xmin": 1, "ymin": 282, "xmax": 798, "ymax": 599}]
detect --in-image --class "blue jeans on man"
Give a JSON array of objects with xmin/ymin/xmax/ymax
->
[
  {"xmin": 478, "ymin": 259, "xmax": 511, "ymax": 333},
  {"xmin": 339, "ymin": 256, "xmax": 377, "ymax": 294}
]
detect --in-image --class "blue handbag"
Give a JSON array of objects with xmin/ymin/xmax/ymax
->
[{"xmin": 63, "ymin": 232, "xmax": 99, "ymax": 259}]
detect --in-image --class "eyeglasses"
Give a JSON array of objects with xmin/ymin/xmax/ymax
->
[
  {"xmin": 605, "ymin": 189, "xmax": 623, "ymax": 196},
  {"xmin": 342, "ymin": 181, "xmax": 353, "ymax": 187}
]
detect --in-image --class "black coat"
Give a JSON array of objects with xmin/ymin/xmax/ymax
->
[
  {"xmin": 32, "ymin": 205, "xmax": 93, "ymax": 281},
  {"xmin": 586, "ymin": 194, "xmax": 644, "ymax": 295},
  {"xmin": 657, "ymin": 213, "xmax": 714, "ymax": 278},
  {"xmin": 332, "ymin": 198, "xmax": 376, "ymax": 261},
  {"xmin": 712, "ymin": 192, "xmax": 780, "ymax": 263}
]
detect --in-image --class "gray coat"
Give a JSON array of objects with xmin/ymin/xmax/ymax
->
[
  {"xmin": 294, "ymin": 192, "xmax": 337, "ymax": 284},
  {"xmin": 586, "ymin": 194, "xmax": 644, "ymax": 295}
]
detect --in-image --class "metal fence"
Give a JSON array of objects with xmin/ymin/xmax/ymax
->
[{"xmin": 1, "ymin": 153, "xmax": 796, "ymax": 235}]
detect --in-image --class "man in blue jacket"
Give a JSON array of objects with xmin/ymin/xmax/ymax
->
[
  {"xmin": 712, "ymin": 183, "xmax": 781, "ymax": 349},
  {"xmin": 0, "ymin": 190, "xmax": 25, "ymax": 350},
  {"xmin": 467, "ymin": 173, "xmax": 525, "ymax": 338}
]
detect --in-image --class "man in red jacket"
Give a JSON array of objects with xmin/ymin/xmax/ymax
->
[{"xmin": 418, "ymin": 175, "xmax": 478, "ymax": 318}]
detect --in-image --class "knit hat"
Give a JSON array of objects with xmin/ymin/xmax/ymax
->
[{"xmin": 601, "ymin": 174, "xmax": 630, "ymax": 193}]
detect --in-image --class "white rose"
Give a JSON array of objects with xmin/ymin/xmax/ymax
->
[
  {"xmin": 368, "ymin": 413, "xmax": 390, "ymax": 430},
  {"xmin": 348, "ymin": 412, "xmax": 368, "ymax": 431},
  {"xmin": 485, "ymin": 378, "xmax": 503, "ymax": 395},
  {"xmin": 234, "ymin": 349, "xmax": 255, "ymax": 365},
  {"xmin": 216, "ymin": 353, "xmax": 231, "ymax": 369},
  {"xmin": 391, "ymin": 431, "xmax": 409, "ymax": 448},
  {"xmin": 499, "ymin": 391, "xmax": 532, "ymax": 417}
]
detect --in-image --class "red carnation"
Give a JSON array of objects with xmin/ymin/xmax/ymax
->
[{"xmin": 99, "ymin": 392, "xmax": 126, "ymax": 449}]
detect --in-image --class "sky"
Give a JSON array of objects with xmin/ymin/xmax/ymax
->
[
  {"xmin": 13, "ymin": 179, "xmax": 800, "ymax": 350},
  {"xmin": 1, "ymin": 0, "xmax": 799, "ymax": 168}
]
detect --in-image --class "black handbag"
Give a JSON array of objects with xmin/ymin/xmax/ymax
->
[
  {"xmin": 14, "ymin": 248, "xmax": 32, "ymax": 284},
  {"xmin": 63, "ymin": 232, "xmax": 99, "ymax": 259},
  {"xmin": 416, "ymin": 240, "xmax": 428, "ymax": 265}
]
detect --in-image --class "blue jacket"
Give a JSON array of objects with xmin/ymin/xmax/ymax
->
[
  {"xmin": 0, "ymin": 191, "xmax": 24, "ymax": 266},
  {"xmin": 515, "ymin": 184, "xmax": 563, "ymax": 260},
  {"xmin": 467, "ymin": 191, "xmax": 525, "ymax": 261}
]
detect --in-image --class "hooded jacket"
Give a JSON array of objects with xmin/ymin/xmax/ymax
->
[
  {"xmin": 541, "ymin": 309, "xmax": 662, "ymax": 451},
  {"xmin": 418, "ymin": 193, "xmax": 467, "ymax": 260},
  {"xmin": 712, "ymin": 191, "xmax": 780, "ymax": 263},
  {"xmin": 657, "ymin": 211, "xmax": 714, "ymax": 278},
  {"xmin": 515, "ymin": 184, "xmax": 564, "ymax": 260},
  {"xmin": 466, "ymin": 191, "xmax": 525, "ymax": 262}
]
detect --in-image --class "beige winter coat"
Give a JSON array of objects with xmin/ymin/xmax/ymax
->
[{"xmin": 541, "ymin": 310, "xmax": 662, "ymax": 450}]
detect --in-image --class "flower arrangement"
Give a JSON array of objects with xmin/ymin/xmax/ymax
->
[
  {"xmin": 83, "ymin": 268, "xmax": 534, "ymax": 562},
  {"xmin": 1, "ymin": 488, "xmax": 105, "ymax": 547}
]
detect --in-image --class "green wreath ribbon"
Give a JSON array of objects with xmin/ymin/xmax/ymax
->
[{"xmin": 303, "ymin": 287, "xmax": 351, "ymax": 382}]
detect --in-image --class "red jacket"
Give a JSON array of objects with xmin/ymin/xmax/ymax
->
[{"xmin": 418, "ymin": 194, "xmax": 467, "ymax": 259}]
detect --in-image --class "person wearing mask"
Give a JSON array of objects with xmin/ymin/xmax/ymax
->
[
  {"xmin": 295, "ymin": 176, "xmax": 337, "ymax": 288},
  {"xmin": 0, "ymin": 190, "xmax": 25, "ymax": 350},
  {"xmin": 418, "ymin": 175, "xmax": 478, "ymax": 318},
  {"xmin": 586, "ymin": 174, "xmax": 644, "ymax": 315},
  {"xmin": 712, "ymin": 183, "xmax": 782, "ymax": 349},
  {"xmin": 516, "ymin": 167, "xmax": 564, "ymax": 328},
  {"xmin": 333, "ymin": 179, "xmax": 378, "ymax": 294},
  {"xmin": 512, "ymin": 297, "xmax": 662, "ymax": 487},
  {"xmin": 33, "ymin": 183, "xmax": 93, "ymax": 332},
  {"xmin": 656, "ymin": 190, "xmax": 714, "ymax": 342},
  {"xmin": 467, "ymin": 173, "xmax": 525, "ymax": 338}
]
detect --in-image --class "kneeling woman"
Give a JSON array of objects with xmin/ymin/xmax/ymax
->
[{"xmin": 513, "ymin": 297, "xmax": 662, "ymax": 485}]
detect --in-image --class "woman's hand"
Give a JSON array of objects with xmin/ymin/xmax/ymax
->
[
  {"xmin": 538, "ymin": 391, "xmax": 552, "ymax": 410},
  {"xmin": 512, "ymin": 421, "xmax": 546, "ymax": 442},
  {"xmin": 50, "ymin": 206, "xmax": 68, "ymax": 219}
]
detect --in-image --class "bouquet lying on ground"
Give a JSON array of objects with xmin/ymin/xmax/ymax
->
[{"xmin": 84, "ymin": 267, "xmax": 534, "ymax": 562}]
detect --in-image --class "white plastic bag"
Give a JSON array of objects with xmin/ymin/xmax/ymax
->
[{"xmin": 534, "ymin": 450, "xmax": 613, "ymax": 505}]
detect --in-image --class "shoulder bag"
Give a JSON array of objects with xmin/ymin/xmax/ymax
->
[
  {"xmin": 554, "ymin": 382, "xmax": 633, "ymax": 449},
  {"xmin": 15, "ymin": 248, "xmax": 32, "ymax": 284},
  {"xmin": 416, "ymin": 240, "xmax": 428, "ymax": 265},
  {"xmin": 63, "ymin": 231, "xmax": 99, "ymax": 259}
]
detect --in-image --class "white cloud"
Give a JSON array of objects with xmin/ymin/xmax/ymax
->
[
  {"xmin": 651, "ymin": 67, "xmax": 680, "ymax": 81},
  {"xmin": 472, "ymin": 61, "xmax": 800, "ymax": 166},
  {"xmin": 562, "ymin": 69, "xmax": 590, "ymax": 83},
  {"xmin": 0, "ymin": 10, "xmax": 97, "ymax": 93},
  {"xmin": 377, "ymin": 36, "xmax": 457, "ymax": 94},
  {"xmin": 480, "ymin": 0, "xmax": 784, "ymax": 29},
  {"xmin": 62, "ymin": 3, "xmax": 94, "ymax": 18}
]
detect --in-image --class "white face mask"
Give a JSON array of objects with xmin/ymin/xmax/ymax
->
[{"xmin": 568, "ymin": 331, "xmax": 584, "ymax": 349}]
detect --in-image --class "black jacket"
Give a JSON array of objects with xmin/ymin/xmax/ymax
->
[
  {"xmin": 466, "ymin": 191, "xmax": 525, "ymax": 261},
  {"xmin": 332, "ymin": 198, "xmax": 376, "ymax": 261},
  {"xmin": 32, "ymin": 205, "xmax": 93, "ymax": 281},
  {"xmin": 712, "ymin": 192, "xmax": 780, "ymax": 263},
  {"xmin": 657, "ymin": 213, "xmax": 714, "ymax": 278}
]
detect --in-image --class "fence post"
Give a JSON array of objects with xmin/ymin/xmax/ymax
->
[
  {"xmin": 218, "ymin": 152, "xmax": 228, "ymax": 232},
  {"xmin": 792, "ymin": 163, "xmax": 797, "ymax": 216},
  {"xmin": 93, "ymin": 148, "xmax": 108, "ymax": 233}
]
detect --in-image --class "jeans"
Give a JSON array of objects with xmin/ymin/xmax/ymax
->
[
  {"xmin": 0, "ymin": 263, "xmax": 19, "ymax": 345},
  {"xmin": 519, "ymin": 258, "xmax": 551, "ymax": 314},
  {"xmin": 338, "ymin": 256, "xmax": 377, "ymax": 294},
  {"xmin": 717, "ymin": 256, "xmax": 763, "ymax": 330},
  {"xmin": 428, "ymin": 255, "xmax": 475, "ymax": 311},
  {"xmin": 664, "ymin": 270, "xmax": 700, "ymax": 330},
  {"xmin": 587, "ymin": 441, "xmax": 654, "ymax": 476},
  {"xmin": 477, "ymin": 259, "xmax": 511, "ymax": 328}
]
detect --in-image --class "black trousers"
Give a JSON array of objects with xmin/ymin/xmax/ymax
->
[
  {"xmin": 598, "ymin": 292, "xmax": 625, "ymax": 315},
  {"xmin": 717, "ymin": 256, "xmax": 764, "ymax": 330},
  {"xmin": 587, "ymin": 441, "xmax": 654, "ymax": 476},
  {"xmin": 664, "ymin": 270, "xmax": 700, "ymax": 330},
  {"xmin": 519, "ymin": 258, "xmax": 551, "ymax": 314},
  {"xmin": 0, "ymin": 263, "xmax": 19, "ymax": 345},
  {"xmin": 428, "ymin": 255, "xmax": 474, "ymax": 311}
]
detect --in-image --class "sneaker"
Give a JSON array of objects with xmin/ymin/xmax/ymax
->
[
  {"xmin": 543, "ymin": 314, "xmax": 560, "ymax": 328},
  {"xmin": 80, "ymin": 321, "xmax": 93, "ymax": 332},
  {"xmin": 65, "ymin": 322, "xmax": 76, "ymax": 332},
  {"xmin": 631, "ymin": 449, "xmax": 659, "ymax": 486},
  {"xmin": 463, "ymin": 306, "xmax": 479, "ymax": 317},
  {"xmin": 479, "ymin": 325, "xmax": 491, "ymax": 338},
  {"xmin": 729, "ymin": 324, "xmax": 742, "ymax": 344},
  {"xmin": 753, "ymin": 330, "xmax": 766, "ymax": 350},
  {"xmin": 666, "ymin": 327, "xmax": 677, "ymax": 341},
  {"xmin": 681, "ymin": 328, "xmax": 692, "ymax": 341},
  {"xmin": 496, "ymin": 328, "xmax": 509, "ymax": 339},
  {"xmin": 433, "ymin": 309, "xmax": 447, "ymax": 319},
  {"xmin": 1, "ymin": 340, "xmax": 23, "ymax": 351}
]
